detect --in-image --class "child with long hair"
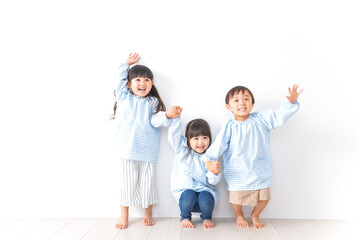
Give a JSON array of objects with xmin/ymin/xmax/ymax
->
[
  {"xmin": 112, "ymin": 53, "xmax": 180, "ymax": 229},
  {"xmin": 168, "ymin": 110, "xmax": 221, "ymax": 228}
]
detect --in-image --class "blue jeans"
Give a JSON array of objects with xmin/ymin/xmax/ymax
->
[{"xmin": 179, "ymin": 189, "xmax": 215, "ymax": 222}]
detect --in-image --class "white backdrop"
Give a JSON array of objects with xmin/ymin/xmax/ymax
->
[{"xmin": 1, "ymin": 0, "xmax": 359, "ymax": 219}]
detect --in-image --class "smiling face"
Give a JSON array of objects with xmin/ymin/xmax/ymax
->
[
  {"xmin": 226, "ymin": 89, "xmax": 254, "ymax": 121},
  {"xmin": 189, "ymin": 135, "xmax": 210, "ymax": 154},
  {"xmin": 127, "ymin": 77, "xmax": 154, "ymax": 97}
]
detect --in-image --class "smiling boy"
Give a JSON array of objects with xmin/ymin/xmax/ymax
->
[{"xmin": 202, "ymin": 85, "xmax": 302, "ymax": 228}]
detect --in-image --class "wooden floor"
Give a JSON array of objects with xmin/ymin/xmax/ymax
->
[{"xmin": 0, "ymin": 217, "xmax": 358, "ymax": 240}]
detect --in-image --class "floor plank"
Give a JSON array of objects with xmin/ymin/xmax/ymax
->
[
  {"xmin": 147, "ymin": 217, "xmax": 182, "ymax": 240},
  {"xmin": 48, "ymin": 218, "xmax": 101, "ymax": 240},
  {"xmin": 270, "ymin": 219, "xmax": 315, "ymax": 240},
  {"xmin": 0, "ymin": 218, "xmax": 46, "ymax": 240},
  {"xmin": 300, "ymin": 219, "xmax": 349, "ymax": 240},
  {"xmin": 0, "ymin": 218, "xmax": 354, "ymax": 240},
  {"xmin": 0, "ymin": 218, "xmax": 22, "ymax": 229},
  {"xmin": 330, "ymin": 219, "xmax": 359, "ymax": 240},
  {"xmin": 81, "ymin": 218, "xmax": 119, "ymax": 240},
  {"xmin": 19, "ymin": 218, "xmax": 74, "ymax": 240}
]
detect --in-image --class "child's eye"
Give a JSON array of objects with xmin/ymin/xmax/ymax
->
[
  {"xmin": 234, "ymin": 100, "xmax": 238, "ymax": 102},
  {"xmin": 203, "ymin": 137, "xmax": 208, "ymax": 140}
]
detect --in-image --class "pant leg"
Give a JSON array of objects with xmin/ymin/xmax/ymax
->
[
  {"xmin": 179, "ymin": 189, "xmax": 197, "ymax": 221},
  {"xmin": 119, "ymin": 158, "xmax": 141, "ymax": 207},
  {"xmin": 138, "ymin": 161, "xmax": 158, "ymax": 208},
  {"xmin": 198, "ymin": 191, "xmax": 215, "ymax": 221}
]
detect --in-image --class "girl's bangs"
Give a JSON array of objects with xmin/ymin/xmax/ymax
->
[{"xmin": 128, "ymin": 65, "xmax": 153, "ymax": 80}]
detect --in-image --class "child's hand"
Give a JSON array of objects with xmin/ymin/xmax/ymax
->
[
  {"xmin": 166, "ymin": 106, "xmax": 183, "ymax": 119},
  {"xmin": 286, "ymin": 84, "xmax": 303, "ymax": 104},
  {"xmin": 205, "ymin": 161, "xmax": 220, "ymax": 175},
  {"xmin": 125, "ymin": 52, "xmax": 140, "ymax": 65}
]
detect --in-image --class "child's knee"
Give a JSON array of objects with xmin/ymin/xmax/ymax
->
[
  {"xmin": 179, "ymin": 190, "xmax": 197, "ymax": 208},
  {"xmin": 199, "ymin": 191, "xmax": 214, "ymax": 206}
]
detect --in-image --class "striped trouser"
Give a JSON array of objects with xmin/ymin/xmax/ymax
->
[{"xmin": 119, "ymin": 158, "xmax": 158, "ymax": 208}]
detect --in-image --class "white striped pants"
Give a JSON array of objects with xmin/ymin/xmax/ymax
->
[{"xmin": 119, "ymin": 158, "xmax": 158, "ymax": 208}]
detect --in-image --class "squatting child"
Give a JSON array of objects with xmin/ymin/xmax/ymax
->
[{"xmin": 168, "ymin": 111, "xmax": 221, "ymax": 228}]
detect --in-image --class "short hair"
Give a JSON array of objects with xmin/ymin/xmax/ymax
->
[
  {"xmin": 185, "ymin": 119, "xmax": 212, "ymax": 150},
  {"xmin": 225, "ymin": 86, "xmax": 255, "ymax": 104}
]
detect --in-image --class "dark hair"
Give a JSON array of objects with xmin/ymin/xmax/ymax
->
[
  {"xmin": 111, "ymin": 65, "xmax": 166, "ymax": 119},
  {"xmin": 225, "ymin": 86, "xmax": 255, "ymax": 105},
  {"xmin": 128, "ymin": 65, "xmax": 166, "ymax": 114},
  {"xmin": 185, "ymin": 119, "xmax": 212, "ymax": 151}
]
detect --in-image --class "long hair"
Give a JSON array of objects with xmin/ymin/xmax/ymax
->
[
  {"xmin": 185, "ymin": 119, "xmax": 212, "ymax": 151},
  {"xmin": 110, "ymin": 65, "xmax": 166, "ymax": 119}
]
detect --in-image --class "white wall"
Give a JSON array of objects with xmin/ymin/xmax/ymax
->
[{"xmin": 1, "ymin": 0, "xmax": 359, "ymax": 219}]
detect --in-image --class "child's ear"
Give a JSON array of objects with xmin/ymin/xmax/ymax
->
[
  {"xmin": 127, "ymin": 81, "xmax": 131, "ymax": 88},
  {"xmin": 226, "ymin": 104, "xmax": 231, "ymax": 111}
]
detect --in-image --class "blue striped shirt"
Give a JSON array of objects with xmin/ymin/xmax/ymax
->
[
  {"xmin": 114, "ymin": 63, "xmax": 172, "ymax": 163},
  {"xmin": 169, "ymin": 118, "xmax": 221, "ymax": 204},
  {"xmin": 201, "ymin": 101, "xmax": 300, "ymax": 191}
]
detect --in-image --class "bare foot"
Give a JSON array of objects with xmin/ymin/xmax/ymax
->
[
  {"xmin": 181, "ymin": 219, "xmax": 195, "ymax": 228},
  {"xmin": 251, "ymin": 216, "xmax": 265, "ymax": 228},
  {"xmin": 203, "ymin": 219, "xmax": 215, "ymax": 228},
  {"xmin": 143, "ymin": 216, "xmax": 154, "ymax": 226},
  {"xmin": 236, "ymin": 215, "xmax": 250, "ymax": 228},
  {"xmin": 115, "ymin": 216, "xmax": 128, "ymax": 229}
]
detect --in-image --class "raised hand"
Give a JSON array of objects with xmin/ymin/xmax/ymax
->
[
  {"xmin": 205, "ymin": 161, "xmax": 220, "ymax": 175},
  {"xmin": 166, "ymin": 106, "xmax": 183, "ymax": 119},
  {"xmin": 125, "ymin": 52, "xmax": 140, "ymax": 65},
  {"xmin": 286, "ymin": 84, "xmax": 303, "ymax": 104}
]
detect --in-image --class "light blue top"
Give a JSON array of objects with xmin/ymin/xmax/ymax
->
[
  {"xmin": 201, "ymin": 101, "xmax": 300, "ymax": 191},
  {"xmin": 168, "ymin": 118, "xmax": 221, "ymax": 204},
  {"xmin": 114, "ymin": 63, "xmax": 172, "ymax": 163}
]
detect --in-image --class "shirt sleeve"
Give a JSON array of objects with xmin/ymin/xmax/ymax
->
[
  {"xmin": 200, "ymin": 121, "xmax": 232, "ymax": 162},
  {"xmin": 168, "ymin": 117, "xmax": 185, "ymax": 153},
  {"xmin": 150, "ymin": 111, "xmax": 173, "ymax": 128},
  {"xmin": 115, "ymin": 63, "xmax": 130, "ymax": 101},
  {"xmin": 206, "ymin": 171, "xmax": 221, "ymax": 185},
  {"xmin": 259, "ymin": 100, "xmax": 300, "ymax": 130}
]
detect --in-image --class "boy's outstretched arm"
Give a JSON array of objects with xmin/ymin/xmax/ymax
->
[
  {"xmin": 286, "ymin": 84, "xmax": 303, "ymax": 104},
  {"xmin": 201, "ymin": 123, "xmax": 231, "ymax": 174},
  {"xmin": 258, "ymin": 84, "xmax": 302, "ymax": 130}
]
